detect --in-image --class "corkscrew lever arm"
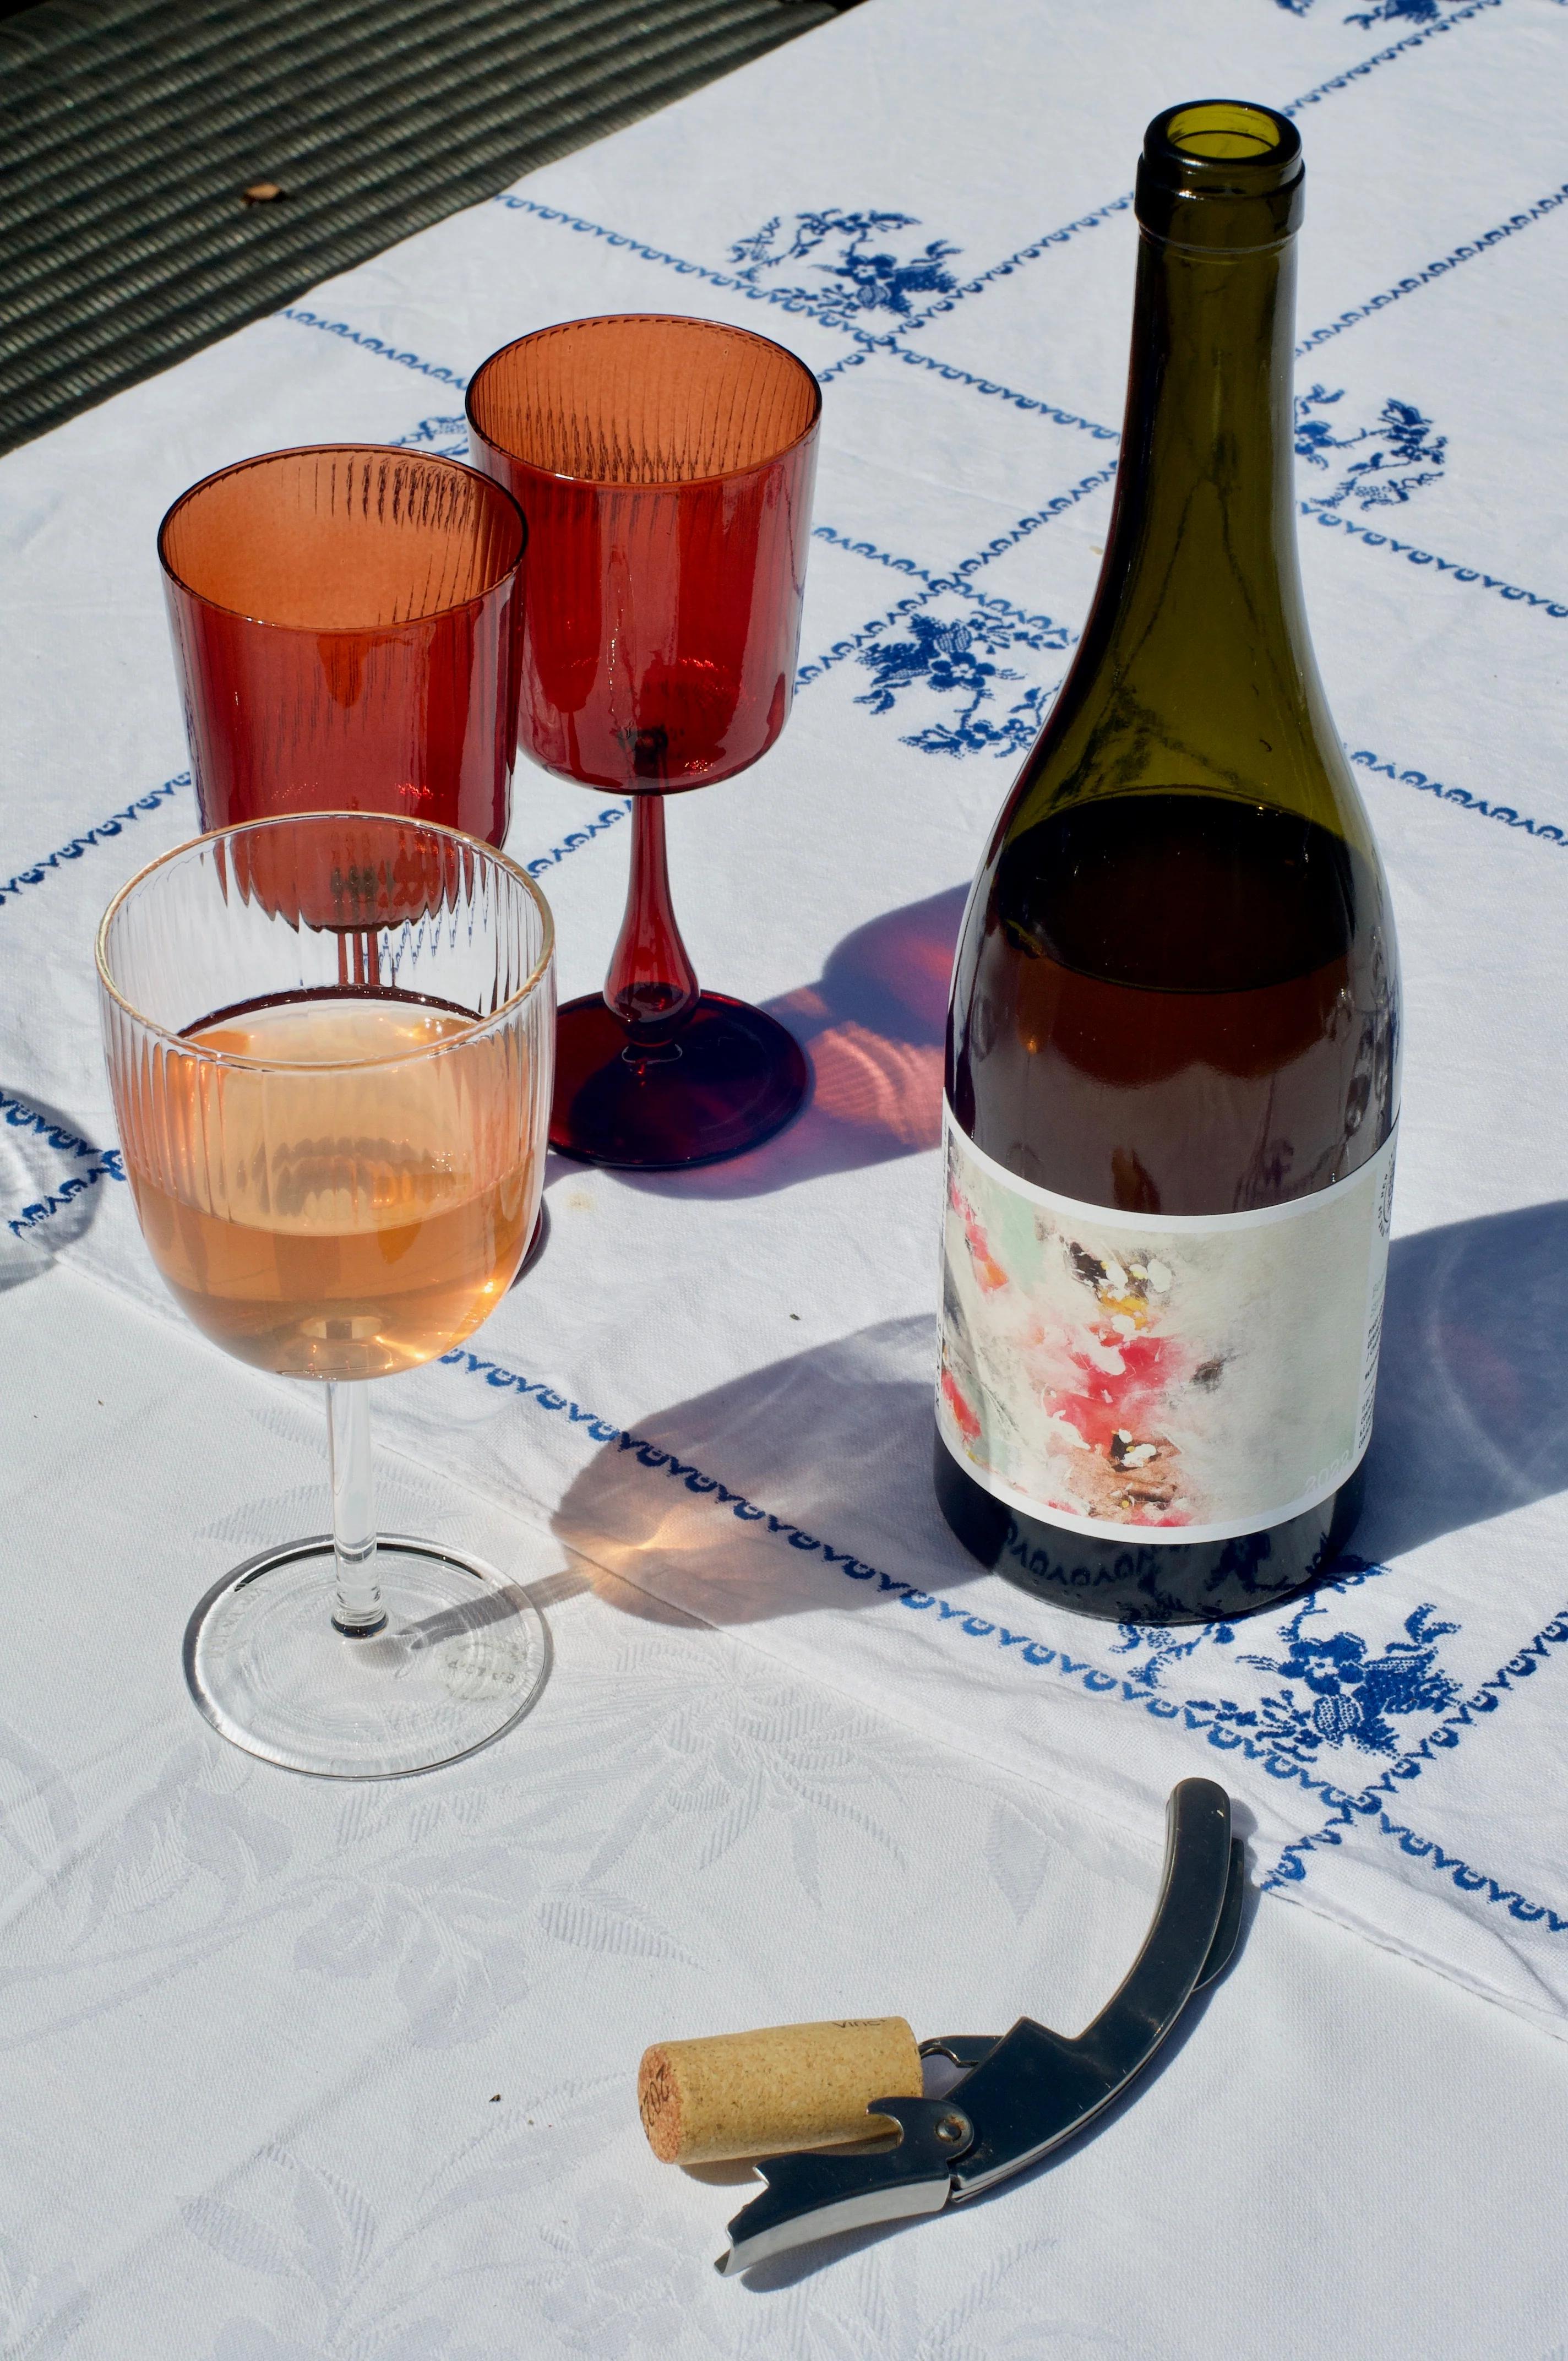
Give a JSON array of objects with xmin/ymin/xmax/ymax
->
[{"xmin": 715, "ymin": 1778, "xmax": 1242, "ymax": 2277}]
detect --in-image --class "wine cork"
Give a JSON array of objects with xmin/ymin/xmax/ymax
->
[{"xmin": 638, "ymin": 2017, "xmax": 922, "ymax": 2166}]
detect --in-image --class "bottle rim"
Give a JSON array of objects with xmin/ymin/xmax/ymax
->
[{"xmin": 1136, "ymin": 100, "xmax": 1304, "ymax": 249}]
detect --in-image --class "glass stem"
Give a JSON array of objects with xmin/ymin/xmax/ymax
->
[
  {"xmin": 326, "ymin": 1379, "xmax": 386, "ymax": 1637},
  {"xmin": 603, "ymin": 793, "xmax": 699, "ymax": 1053}
]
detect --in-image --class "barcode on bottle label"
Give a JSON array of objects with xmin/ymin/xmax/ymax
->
[{"xmin": 937, "ymin": 1108, "xmax": 1397, "ymax": 1546}]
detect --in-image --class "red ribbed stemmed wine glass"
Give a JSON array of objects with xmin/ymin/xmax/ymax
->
[
  {"xmin": 159, "ymin": 445, "xmax": 526, "ymax": 847},
  {"xmin": 467, "ymin": 315, "xmax": 821, "ymax": 1168}
]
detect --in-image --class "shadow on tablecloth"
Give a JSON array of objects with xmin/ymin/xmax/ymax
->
[
  {"xmin": 0, "ymin": 1086, "xmax": 117, "ymax": 1290},
  {"xmin": 552, "ymin": 1201, "xmax": 1568, "ymax": 1628},
  {"xmin": 617, "ymin": 884, "xmax": 965, "ymax": 1203},
  {"xmin": 1359, "ymin": 1196, "xmax": 1568, "ymax": 1561}
]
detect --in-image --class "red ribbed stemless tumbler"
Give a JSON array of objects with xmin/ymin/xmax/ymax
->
[
  {"xmin": 467, "ymin": 315, "xmax": 821, "ymax": 1168},
  {"xmin": 160, "ymin": 446, "xmax": 526, "ymax": 847}
]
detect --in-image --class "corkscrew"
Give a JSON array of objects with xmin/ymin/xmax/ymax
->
[{"xmin": 713, "ymin": 1778, "xmax": 1243, "ymax": 2276}]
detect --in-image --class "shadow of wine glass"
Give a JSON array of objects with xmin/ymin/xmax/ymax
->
[
  {"xmin": 1358, "ymin": 1196, "xmax": 1568, "ymax": 1560},
  {"xmin": 551, "ymin": 1312, "xmax": 981, "ymax": 1627},
  {"xmin": 551, "ymin": 1201, "xmax": 1568, "ymax": 1634},
  {"xmin": 619, "ymin": 883, "xmax": 967, "ymax": 1201},
  {"xmin": 0, "ymin": 1087, "xmax": 119, "ymax": 1293}
]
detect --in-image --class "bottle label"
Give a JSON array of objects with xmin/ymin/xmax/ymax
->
[{"xmin": 938, "ymin": 1107, "xmax": 1396, "ymax": 1546}]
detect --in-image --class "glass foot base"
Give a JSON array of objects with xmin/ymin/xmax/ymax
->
[
  {"xmin": 183, "ymin": 1535, "xmax": 550, "ymax": 1778},
  {"xmin": 549, "ymin": 990, "xmax": 809, "ymax": 1169}
]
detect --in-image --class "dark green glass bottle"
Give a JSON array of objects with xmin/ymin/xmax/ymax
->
[{"xmin": 936, "ymin": 102, "xmax": 1400, "ymax": 1625}]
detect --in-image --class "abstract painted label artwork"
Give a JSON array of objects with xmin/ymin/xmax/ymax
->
[{"xmin": 938, "ymin": 1112, "xmax": 1395, "ymax": 1544}]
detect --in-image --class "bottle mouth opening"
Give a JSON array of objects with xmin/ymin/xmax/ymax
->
[
  {"xmin": 1137, "ymin": 99, "xmax": 1304, "ymax": 248},
  {"xmin": 1166, "ymin": 102, "xmax": 1283, "ymax": 161}
]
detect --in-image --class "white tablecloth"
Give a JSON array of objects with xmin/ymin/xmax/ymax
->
[{"xmin": 3, "ymin": 1, "xmax": 1567, "ymax": 2352}]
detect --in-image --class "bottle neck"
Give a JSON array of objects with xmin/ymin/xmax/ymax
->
[
  {"xmin": 1104, "ymin": 226, "xmax": 1303, "ymax": 657},
  {"xmin": 1015, "ymin": 221, "xmax": 1342, "ymax": 826}
]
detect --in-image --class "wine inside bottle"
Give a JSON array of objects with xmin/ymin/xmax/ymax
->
[{"xmin": 937, "ymin": 101, "xmax": 1400, "ymax": 1624}]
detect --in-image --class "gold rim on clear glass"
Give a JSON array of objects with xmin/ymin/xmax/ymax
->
[{"xmin": 96, "ymin": 810, "xmax": 556, "ymax": 1777}]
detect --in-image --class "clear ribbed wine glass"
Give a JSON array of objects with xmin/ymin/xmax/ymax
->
[
  {"xmin": 467, "ymin": 314, "xmax": 821, "ymax": 1169},
  {"xmin": 97, "ymin": 812, "xmax": 556, "ymax": 1777}
]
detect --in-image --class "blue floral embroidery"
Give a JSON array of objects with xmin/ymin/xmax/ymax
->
[
  {"xmin": 1343, "ymin": 0, "xmax": 1464, "ymax": 22},
  {"xmin": 853, "ymin": 601, "xmax": 1069, "ymax": 757},
  {"xmin": 1280, "ymin": 0, "xmax": 1468, "ymax": 25},
  {"xmin": 727, "ymin": 210, "xmax": 961, "ymax": 329},
  {"xmin": 1295, "ymin": 387, "xmax": 1446, "ymax": 510},
  {"xmin": 393, "ymin": 412, "xmax": 469, "ymax": 458},
  {"xmin": 1110, "ymin": 1582, "xmax": 1462, "ymax": 1762}
]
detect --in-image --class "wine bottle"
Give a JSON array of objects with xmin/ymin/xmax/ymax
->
[{"xmin": 936, "ymin": 101, "xmax": 1400, "ymax": 1625}]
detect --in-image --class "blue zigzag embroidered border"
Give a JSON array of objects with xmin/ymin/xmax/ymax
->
[
  {"xmin": 523, "ymin": 803, "xmax": 631, "ymax": 879},
  {"xmin": 1351, "ymin": 748, "xmax": 1567, "ymax": 846},
  {"xmin": 1309, "ymin": 510, "xmax": 1568, "ymax": 617},
  {"xmin": 279, "ymin": 309, "xmax": 470, "ymax": 387},
  {"xmin": 0, "ymin": 786, "xmax": 629, "ymax": 925},
  {"xmin": 434, "ymin": 1345, "xmax": 1568, "ymax": 1930},
  {"xmin": 0, "ymin": 773, "xmax": 188, "ymax": 911},
  {"xmin": 794, "ymin": 474, "xmax": 1117, "ymax": 692},
  {"xmin": 279, "ymin": 0, "xmax": 1523, "ymax": 427},
  {"xmin": 1298, "ymin": 177, "xmax": 1568, "ymax": 352},
  {"xmin": 889, "ymin": 0, "xmax": 1506, "ymax": 331},
  {"xmin": 1, "ymin": 1088, "xmax": 126, "ymax": 1238},
  {"xmin": 1278, "ymin": 1809, "xmax": 1568, "ymax": 1933}
]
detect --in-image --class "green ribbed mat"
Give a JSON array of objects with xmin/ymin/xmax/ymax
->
[{"xmin": 0, "ymin": 0, "xmax": 840, "ymax": 454}]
